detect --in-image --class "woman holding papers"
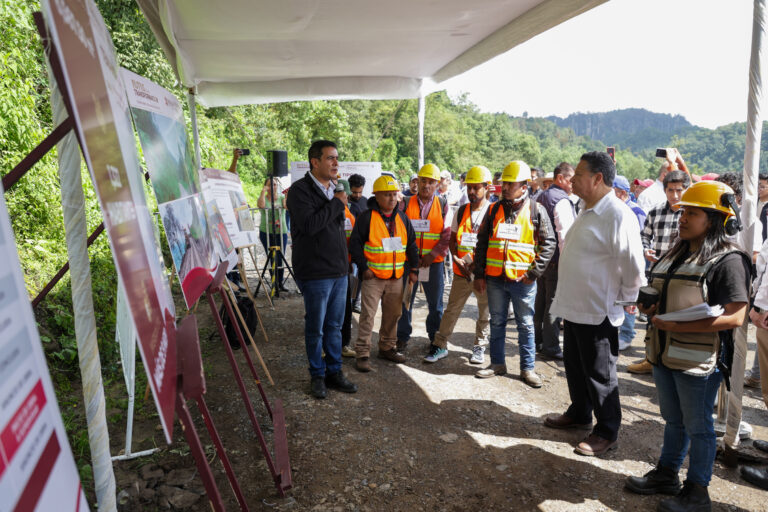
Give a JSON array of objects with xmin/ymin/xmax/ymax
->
[{"xmin": 625, "ymin": 181, "xmax": 751, "ymax": 512}]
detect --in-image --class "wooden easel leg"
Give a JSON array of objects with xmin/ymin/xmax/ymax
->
[
  {"xmin": 238, "ymin": 261, "xmax": 271, "ymax": 343},
  {"xmin": 242, "ymin": 247, "xmax": 274, "ymax": 309},
  {"xmin": 225, "ymin": 280, "xmax": 275, "ymax": 386}
]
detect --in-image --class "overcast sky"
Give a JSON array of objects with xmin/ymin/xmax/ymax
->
[{"xmin": 441, "ymin": 0, "xmax": 755, "ymax": 130}]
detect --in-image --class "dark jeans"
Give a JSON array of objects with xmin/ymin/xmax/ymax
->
[
  {"xmin": 654, "ymin": 364, "xmax": 722, "ymax": 486},
  {"xmin": 563, "ymin": 317, "xmax": 621, "ymax": 441},
  {"xmin": 295, "ymin": 276, "xmax": 347, "ymax": 377},
  {"xmin": 398, "ymin": 261, "xmax": 445, "ymax": 343},
  {"xmin": 534, "ymin": 263, "xmax": 560, "ymax": 355},
  {"xmin": 259, "ymin": 230, "xmax": 288, "ymax": 284}
]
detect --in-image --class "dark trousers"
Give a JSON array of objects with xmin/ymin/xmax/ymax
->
[
  {"xmin": 534, "ymin": 262, "xmax": 560, "ymax": 355},
  {"xmin": 563, "ymin": 317, "xmax": 621, "ymax": 441},
  {"xmin": 342, "ymin": 273, "xmax": 353, "ymax": 346}
]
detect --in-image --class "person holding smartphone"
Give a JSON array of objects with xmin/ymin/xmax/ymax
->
[{"xmin": 625, "ymin": 181, "xmax": 750, "ymax": 512}]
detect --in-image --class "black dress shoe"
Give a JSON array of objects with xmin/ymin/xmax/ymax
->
[
  {"xmin": 753, "ymin": 439, "xmax": 768, "ymax": 453},
  {"xmin": 310, "ymin": 376, "xmax": 327, "ymax": 399},
  {"xmin": 657, "ymin": 480, "xmax": 711, "ymax": 512},
  {"xmin": 741, "ymin": 465, "xmax": 768, "ymax": 490},
  {"xmin": 625, "ymin": 465, "xmax": 682, "ymax": 495},
  {"xmin": 325, "ymin": 371, "xmax": 358, "ymax": 393}
]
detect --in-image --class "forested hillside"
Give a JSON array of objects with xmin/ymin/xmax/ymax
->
[{"xmin": 547, "ymin": 108, "xmax": 693, "ymax": 151}]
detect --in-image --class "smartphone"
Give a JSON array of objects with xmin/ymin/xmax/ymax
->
[
  {"xmin": 238, "ymin": 148, "xmax": 250, "ymax": 156},
  {"xmin": 655, "ymin": 148, "xmax": 667, "ymax": 158},
  {"xmin": 490, "ymin": 185, "xmax": 501, "ymax": 195},
  {"xmin": 606, "ymin": 147, "xmax": 615, "ymax": 162}
]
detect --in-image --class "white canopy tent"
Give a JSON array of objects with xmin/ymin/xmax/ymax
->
[{"xmin": 137, "ymin": 0, "xmax": 608, "ymax": 107}]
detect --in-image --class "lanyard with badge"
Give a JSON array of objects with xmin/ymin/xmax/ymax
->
[
  {"xmin": 381, "ymin": 213, "xmax": 403, "ymax": 253},
  {"xmin": 459, "ymin": 204, "xmax": 486, "ymax": 249}
]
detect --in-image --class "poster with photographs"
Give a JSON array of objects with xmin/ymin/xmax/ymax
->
[
  {"xmin": 200, "ymin": 168, "xmax": 259, "ymax": 248},
  {"xmin": 42, "ymin": 0, "xmax": 177, "ymax": 442},
  {"xmin": 120, "ymin": 68, "xmax": 225, "ymax": 306}
]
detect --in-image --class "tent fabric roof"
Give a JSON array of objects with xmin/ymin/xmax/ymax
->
[{"xmin": 137, "ymin": 0, "xmax": 607, "ymax": 107}]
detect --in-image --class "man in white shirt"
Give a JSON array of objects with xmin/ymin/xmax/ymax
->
[
  {"xmin": 544, "ymin": 152, "xmax": 645, "ymax": 457},
  {"xmin": 534, "ymin": 162, "xmax": 576, "ymax": 359}
]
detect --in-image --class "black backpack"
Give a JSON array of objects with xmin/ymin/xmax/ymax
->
[{"xmin": 215, "ymin": 292, "xmax": 259, "ymax": 349}]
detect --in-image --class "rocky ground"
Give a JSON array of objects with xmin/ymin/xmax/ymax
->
[{"xmin": 112, "ymin": 264, "xmax": 768, "ymax": 511}]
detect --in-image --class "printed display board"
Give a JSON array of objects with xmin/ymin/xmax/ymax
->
[
  {"xmin": 200, "ymin": 168, "xmax": 259, "ymax": 249},
  {"xmin": 120, "ymin": 68, "xmax": 224, "ymax": 305},
  {"xmin": 0, "ymin": 190, "xmax": 88, "ymax": 511},
  {"xmin": 42, "ymin": 0, "xmax": 177, "ymax": 442},
  {"xmin": 289, "ymin": 161, "xmax": 382, "ymax": 198}
]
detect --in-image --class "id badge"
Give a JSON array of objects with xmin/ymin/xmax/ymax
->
[
  {"xmin": 382, "ymin": 237, "xmax": 403, "ymax": 251},
  {"xmin": 344, "ymin": 218, "xmax": 352, "ymax": 230},
  {"xmin": 418, "ymin": 267, "xmax": 430, "ymax": 282},
  {"xmin": 497, "ymin": 223, "xmax": 521, "ymax": 240},
  {"xmin": 412, "ymin": 219, "xmax": 430, "ymax": 232},
  {"xmin": 460, "ymin": 232, "xmax": 478, "ymax": 248}
]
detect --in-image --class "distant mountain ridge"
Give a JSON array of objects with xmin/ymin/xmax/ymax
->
[{"xmin": 546, "ymin": 108, "xmax": 695, "ymax": 151}]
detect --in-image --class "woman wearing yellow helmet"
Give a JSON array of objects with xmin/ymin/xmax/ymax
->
[{"xmin": 626, "ymin": 180, "xmax": 751, "ymax": 511}]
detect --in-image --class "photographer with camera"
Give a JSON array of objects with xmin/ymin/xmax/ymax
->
[
  {"xmin": 257, "ymin": 176, "xmax": 288, "ymax": 291},
  {"xmin": 227, "ymin": 148, "xmax": 249, "ymax": 173},
  {"xmin": 637, "ymin": 148, "xmax": 689, "ymax": 213}
]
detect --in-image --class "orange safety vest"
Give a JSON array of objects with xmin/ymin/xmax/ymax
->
[
  {"xmin": 405, "ymin": 195, "xmax": 444, "ymax": 263},
  {"xmin": 485, "ymin": 202, "xmax": 537, "ymax": 280},
  {"xmin": 363, "ymin": 211, "xmax": 407, "ymax": 279},
  {"xmin": 453, "ymin": 203, "xmax": 484, "ymax": 277},
  {"xmin": 344, "ymin": 206, "xmax": 355, "ymax": 262}
]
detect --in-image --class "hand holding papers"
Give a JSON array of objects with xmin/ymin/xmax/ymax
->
[{"xmin": 655, "ymin": 303, "xmax": 724, "ymax": 322}]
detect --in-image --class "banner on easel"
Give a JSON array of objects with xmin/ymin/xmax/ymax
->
[
  {"xmin": 200, "ymin": 168, "xmax": 259, "ymax": 249},
  {"xmin": 0, "ymin": 190, "xmax": 88, "ymax": 511},
  {"xmin": 120, "ymin": 67, "xmax": 228, "ymax": 305},
  {"xmin": 42, "ymin": 0, "xmax": 177, "ymax": 442}
]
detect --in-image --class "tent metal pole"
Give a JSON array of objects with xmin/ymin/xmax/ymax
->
[
  {"xmin": 417, "ymin": 93, "xmax": 425, "ymax": 169},
  {"xmin": 188, "ymin": 88, "xmax": 202, "ymax": 169},
  {"xmin": 47, "ymin": 64, "xmax": 117, "ymax": 511},
  {"xmin": 724, "ymin": 0, "xmax": 767, "ymax": 451}
]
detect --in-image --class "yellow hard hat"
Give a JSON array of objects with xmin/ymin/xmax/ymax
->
[
  {"xmin": 672, "ymin": 180, "xmax": 735, "ymax": 216},
  {"xmin": 465, "ymin": 166, "xmax": 492, "ymax": 184},
  {"xmin": 418, "ymin": 163, "xmax": 441, "ymax": 181},
  {"xmin": 501, "ymin": 161, "xmax": 531, "ymax": 182},
  {"xmin": 372, "ymin": 175, "xmax": 400, "ymax": 193}
]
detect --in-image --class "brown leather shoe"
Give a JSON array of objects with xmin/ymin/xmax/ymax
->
[
  {"xmin": 575, "ymin": 434, "xmax": 617, "ymax": 456},
  {"xmin": 627, "ymin": 359, "xmax": 652, "ymax": 374},
  {"xmin": 378, "ymin": 349, "xmax": 406, "ymax": 364},
  {"xmin": 544, "ymin": 414, "xmax": 592, "ymax": 430},
  {"xmin": 355, "ymin": 357, "xmax": 371, "ymax": 372},
  {"xmin": 396, "ymin": 340, "xmax": 408, "ymax": 353}
]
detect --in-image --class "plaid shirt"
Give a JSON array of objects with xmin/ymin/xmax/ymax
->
[{"xmin": 641, "ymin": 201, "xmax": 680, "ymax": 257}]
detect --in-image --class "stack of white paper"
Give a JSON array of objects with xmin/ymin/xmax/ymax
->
[{"xmin": 655, "ymin": 303, "xmax": 724, "ymax": 322}]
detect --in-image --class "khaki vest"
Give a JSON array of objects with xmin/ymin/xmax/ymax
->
[{"xmin": 645, "ymin": 250, "xmax": 738, "ymax": 375}]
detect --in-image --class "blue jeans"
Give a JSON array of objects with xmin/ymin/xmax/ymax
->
[
  {"xmin": 619, "ymin": 310, "xmax": 636, "ymax": 343},
  {"xmin": 398, "ymin": 261, "xmax": 445, "ymax": 343},
  {"xmin": 486, "ymin": 278, "xmax": 536, "ymax": 371},
  {"xmin": 295, "ymin": 276, "xmax": 347, "ymax": 377},
  {"xmin": 653, "ymin": 364, "xmax": 722, "ymax": 486}
]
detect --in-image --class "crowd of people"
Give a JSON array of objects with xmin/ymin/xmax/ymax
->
[{"xmin": 283, "ymin": 140, "xmax": 768, "ymax": 511}]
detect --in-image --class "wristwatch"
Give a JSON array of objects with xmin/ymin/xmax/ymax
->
[{"xmin": 755, "ymin": 306, "xmax": 764, "ymax": 314}]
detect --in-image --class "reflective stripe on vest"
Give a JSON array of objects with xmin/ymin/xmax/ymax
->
[
  {"xmin": 405, "ymin": 195, "xmax": 445, "ymax": 263},
  {"xmin": 453, "ymin": 204, "xmax": 482, "ymax": 277},
  {"xmin": 485, "ymin": 202, "xmax": 536, "ymax": 280},
  {"xmin": 645, "ymin": 251, "xmax": 736, "ymax": 375},
  {"xmin": 344, "ymin": 206, "xmax": 355, "ymax": 262},
  {"xmin": 363, "ymin": 211, "xmax": 407, "ymax": 279}
]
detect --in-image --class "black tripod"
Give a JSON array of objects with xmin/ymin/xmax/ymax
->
[{"xmin": 255, "ymin": 179, "xmax": 297, "ymax": 298}]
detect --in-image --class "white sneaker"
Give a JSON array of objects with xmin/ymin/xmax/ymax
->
[
  {"xmin": 470, "ymin": 345, "xmax": 485, "ymax": 364},
  {"xmin": 618, "ymin": 339, "xmax": 632, "ymax": 351}
]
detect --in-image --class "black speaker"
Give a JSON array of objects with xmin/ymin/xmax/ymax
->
[{"xmin": 266, "ymin": 150, "xmax": 288, "ymax": 177}]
